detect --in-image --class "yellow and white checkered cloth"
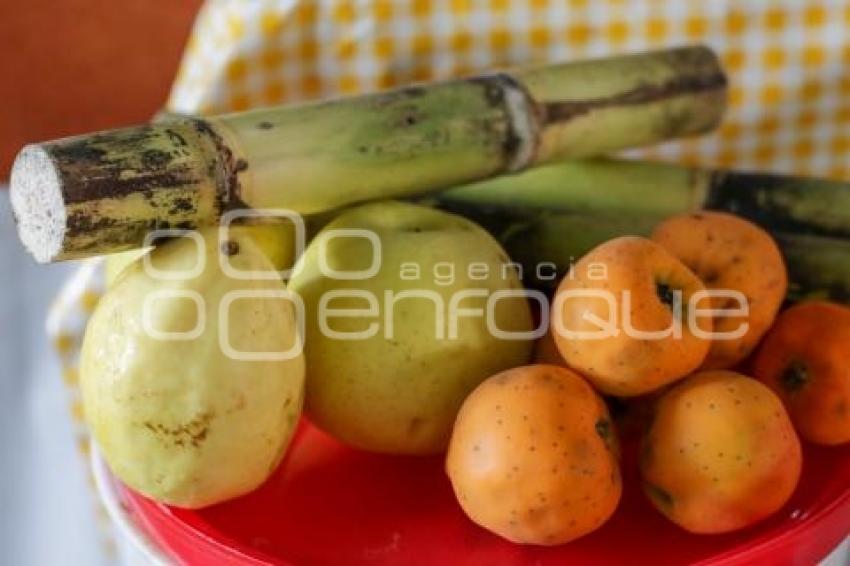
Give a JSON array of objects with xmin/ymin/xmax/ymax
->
[
  {"xmin": 170, "ymin": 0, "xmax": 850, "ymax": 178},
  {"xmin": 50, "ymin": 0, "xmax": 850, "ymax": 551}
]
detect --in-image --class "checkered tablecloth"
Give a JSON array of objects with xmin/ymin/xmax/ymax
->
[{"xmin": 169, "ymin": 0, "xmax": 850, "ymax": 178}]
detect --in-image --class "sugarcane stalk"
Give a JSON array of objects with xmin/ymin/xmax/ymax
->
[
  {"xmin": 776, "ymin": 233, "xmax": 850, "ymax": 303},
  {"xmin": 426, "ymin": 159, "xmax": 850, "ymax": 301},
  {"xmin": 434, "ymin": 158, "xmax": 850, "ymax": 239},
  {"xmin": 10, "ymin": 46, "xmax": 725, "ymax": 263}
]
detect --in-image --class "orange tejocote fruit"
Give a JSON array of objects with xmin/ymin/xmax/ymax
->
[
  {"xmin": 651, "ymin": 211, "xmax": 787, "ymax": 370},
  {"xmin": 551, "ymin": 236, "xmax": 712, "ymax": 397},
  {"xmin": 752, "ymin": 301, "xmax": 850, "ymax": 445},
  {"xmin": 640, "ymin": 371, "xmax": 802, "ymax": 534},
  {"xmin": 446, "ymin": 365, "xmax": 621, "ymax": 546}
]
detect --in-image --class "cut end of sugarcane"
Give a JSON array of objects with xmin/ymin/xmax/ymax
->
[{"xmin": 10, "ymin": 145, "xmax": 66, "ymax": 264}]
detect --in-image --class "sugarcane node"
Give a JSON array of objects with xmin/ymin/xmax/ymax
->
[
  {"xmin": 189, "ymin": 118, "xmax": 244, "ymax": 212},
  {"xmin": 473, "ymin": 73, "xmax": 540, "ymax": 172}
]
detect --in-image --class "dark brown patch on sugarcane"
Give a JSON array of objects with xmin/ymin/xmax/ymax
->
[
  {"xmin": 704, "ymin": 171, "xmax": 850, "ymax": 239},
  {"xmin": 65, "ymin": 213, "xmax": 187, "ymax": 243},
  {"xmin": 63, "ymin": 182, "xmax": 204, "ymax": 241},
  {"xmin": 165, "ymin": 128, "xmax": 188, "ymax": 147},
  {"xmin": 52, "ymin": 141, "xmax": 108, "ymax": 164},
  {"xmin": 382, "ymin": 101, "xmax": 426, "ymax": 129},
  {"xmin": 66, "ymin": 220, "xmax": 196, "ymax": 258},
  {"xmin": 65, "ymin": 213, "xmax": 118, "ymax": 239},
  {"xmin": 50, "ymin": 127, "xmax": 205, "ymax": 206},
  {"xmin": 141, "ymin": 149, "xmax": 172, "ymax": 169},
  {"xmin": 541, "ymin": 71, "xmax": 727, "ymax": 125},
  {"xmin": 169, "ymin": 197, "xmax": 195, "ymax": 215}
]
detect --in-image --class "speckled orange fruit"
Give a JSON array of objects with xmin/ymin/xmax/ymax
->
[
  {"xmin": 640, "ymin": 371, "xmax": 802, "ymax": 534},
  {"xmin": 446, "ymin": 365, "xmax": 621, "ymax": 545},
  {"xmin": 752, "ymin": 301, "xmax": 850, "ymax": 445},
  {"xmin": 552, "ymin": 236, "xmax": 712, "ymax": 397},
  {"xmin": 651, "ymin": 211, "xmax": 787, "ymax": 370}
]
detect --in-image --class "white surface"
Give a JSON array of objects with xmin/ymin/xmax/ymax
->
[
  {"xmin": 90, "ymin": 448, "xmax": 168, "ymax": 566},
  {"xmin": 0, "ymin": 189, "xmax": 109, "ymax": 565},
  {"xmin": 9, "ymin": 145, "xmax": 66, "ymax": 264}
]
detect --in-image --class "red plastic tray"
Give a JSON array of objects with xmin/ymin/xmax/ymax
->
[{"xmin": 118, "ymin": 419, "xmax": 850, "ymax": 565}]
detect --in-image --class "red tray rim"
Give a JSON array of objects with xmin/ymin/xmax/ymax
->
[{"xmin": 111, "ymin": 451, "xmax": 850, "ymax": 566}]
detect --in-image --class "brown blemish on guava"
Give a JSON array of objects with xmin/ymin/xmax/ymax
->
[{"xmin": 142, "ymin": 411, "xmax": 214, "ymax": 448}]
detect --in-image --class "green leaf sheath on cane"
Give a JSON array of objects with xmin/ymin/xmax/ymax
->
[
  {"xmin": 428, "ymin": 158, "xmax": 850, "ymax": 301},
  {"xmin": 9, "ymin": 46, "xmax": 725, "ymax": 263}
]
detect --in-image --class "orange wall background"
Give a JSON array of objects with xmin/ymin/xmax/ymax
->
[{"xmin": 0, "ymin": 0, "xmax": 203, "ymax": 180}]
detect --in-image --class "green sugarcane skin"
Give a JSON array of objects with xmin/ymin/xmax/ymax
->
[
  {"xmin": 429, "ymin": 159, "xmax": 850, "ymax": 301},
  {"xmin": 439, "ymin": 158, "xmax": 850, "ymax": 239},
  {"xmin": 208, "ymin": 41, "xmax": 728, "ymax": 213},
  {"xmin": 440, "ymin": 159, "xmax": 710, "ymax": 217},
  {"xmin": 217, "ymin": 78, "xmax": 518, "ymax": 214},
  {"xmin": 776, "ymin": 233, "xmax": 850, "ymax": 303},
  {"xmin": 218, "ymin": 45, "xmax": 727, "ymax": 214},
  {"xmin": 13, "ymin": 46, "xmax": 726, "ymax": 262}
]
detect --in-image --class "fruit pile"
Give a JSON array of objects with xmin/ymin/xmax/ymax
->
[
  {"xmin": 447, "ymin": 209, "xmax": 843, "ymax": 543},
  {"xmin": 81, "ymin": 199, "xmax": 849, "ymax": 547}
]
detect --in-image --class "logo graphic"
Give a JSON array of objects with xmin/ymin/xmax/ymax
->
[{"xmin": 139, "ymin": 209, "xmax": 750, "ymax": 360}]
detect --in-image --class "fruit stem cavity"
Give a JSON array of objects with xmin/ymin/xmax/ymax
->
[{"xmin": 781, "ymin": 360, "xmax": 809, "ymax": 393}]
